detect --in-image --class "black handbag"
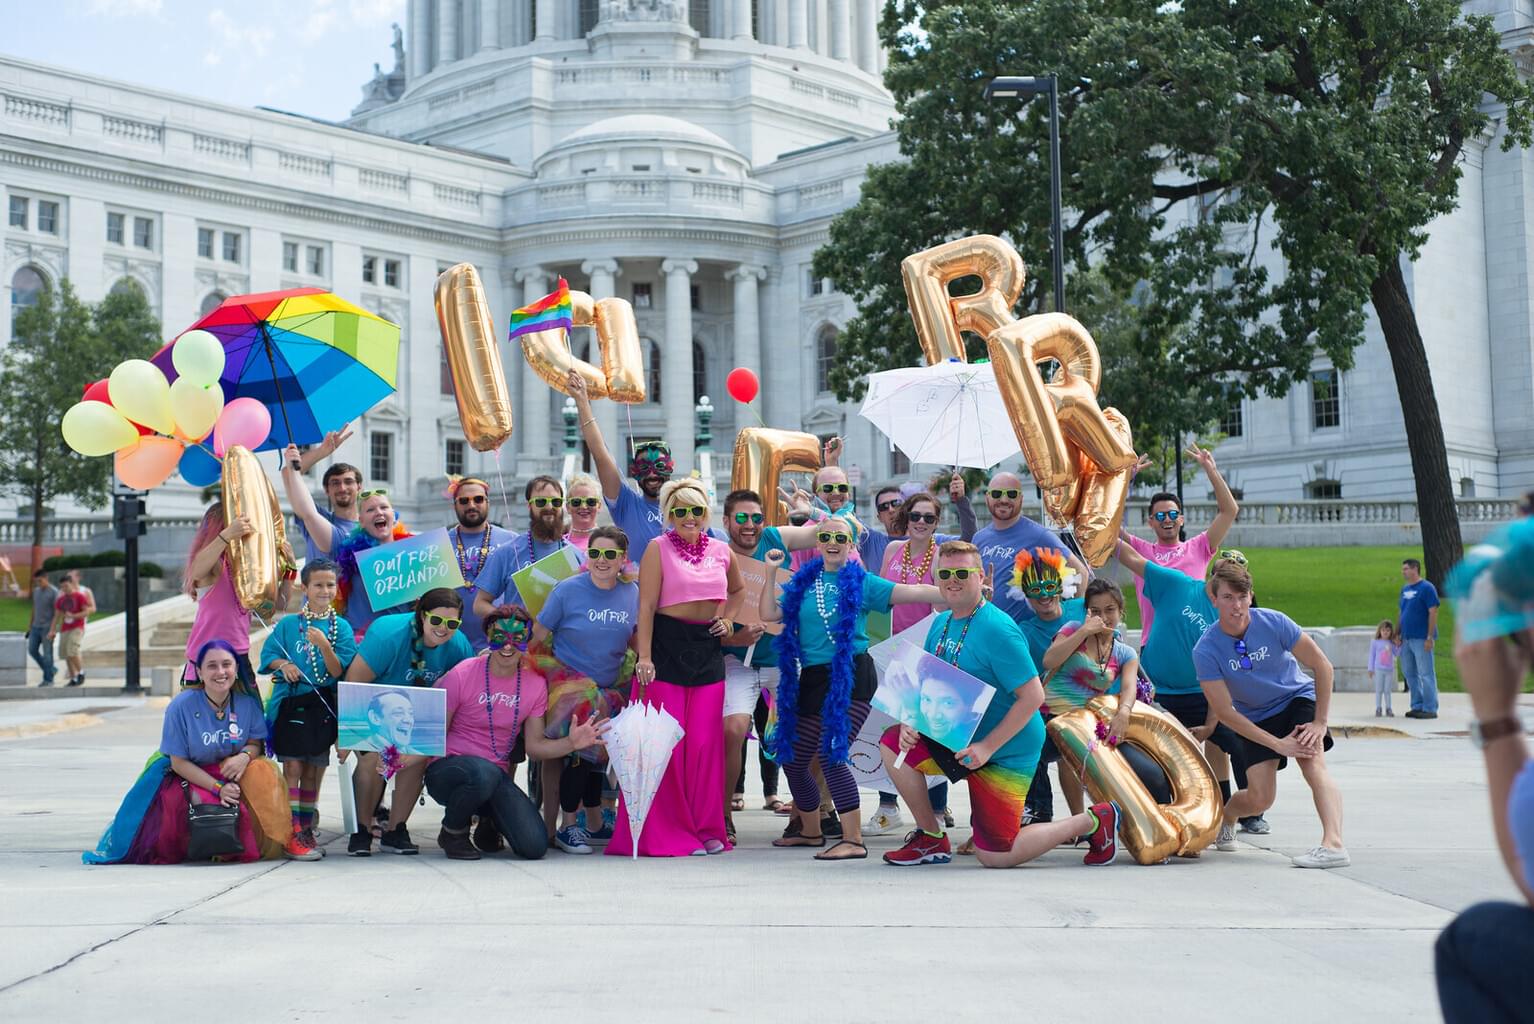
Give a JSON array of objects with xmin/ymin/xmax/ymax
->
[{"xmin": 181, "ymin": 778, "xmax": 244, "ymax": 861}]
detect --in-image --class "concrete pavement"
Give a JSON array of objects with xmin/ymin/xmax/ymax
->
[{"xmin": 0, "ymin": 693, "xmax": 1525, "ymax": 1022}]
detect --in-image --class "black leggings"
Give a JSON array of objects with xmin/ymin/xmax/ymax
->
[
  {"xmin": 559, "ymin": 758, "xmax": 605, "ymax": 814},
  {"xmin": 782, "ymin": 702, "xmax": 872, "ymax": 816},
  {"xmin": 734, "ymin": 691, "xmax": 781, "ymax": 797}
]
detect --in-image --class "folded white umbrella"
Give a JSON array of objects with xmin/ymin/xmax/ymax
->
[{"xmin": 859, "ymin": 360, "xmax": 1021, "ymax": 470}]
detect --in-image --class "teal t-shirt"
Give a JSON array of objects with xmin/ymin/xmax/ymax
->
[
  {"xmin": 923, "ymin": 601, "xmax": 1045, "ymax": 772},
  {"xmin": 1016, "ymin": 598, "xmax": 1085, "ymax": 667},
  {"xmin": 725, "ymin": 527, "xmax": 788, "ymax": 669},
  {"xmin": 356, "ymin": 611, "xmax": 474, "ymax": 687},
  {"xmin": 1139, "ymin": 562, "xmax": 1216, "ymax": 694},
  {"xmin": 794, "ymin": 567, "xmax": 895, "ymax": 667}
]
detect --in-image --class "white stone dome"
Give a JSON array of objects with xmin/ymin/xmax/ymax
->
[
  {"xmin": 557, "ymin": 114, "xmax": 736, "ymax": 151},
  {"xmin": 535, "ymin": 114, "xmax": 748, "ymax": 180}
]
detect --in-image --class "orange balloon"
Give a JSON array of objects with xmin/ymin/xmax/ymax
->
[
  {"xmin": 114, "ymin": 436, "xmax": 185, "ymax": 490},
  {"xmin": 900, "ymin": 235, "xmax": 1024, "ymax": 364}
]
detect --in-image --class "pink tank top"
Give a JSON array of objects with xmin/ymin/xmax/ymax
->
[
  {"xmin": 564, "ymin": 531, "xmax": 591, "ymax": 554},
  {"xmin": 655, "ymin": 532, "xmax": 731, "ymax": 608},
  {"xmin": 882, "ymin": 539, "xmax": 938, "ymax": 634},
  {"xmin": 182, "ymin": 561, "xmax": 252, "ymax": 680}
]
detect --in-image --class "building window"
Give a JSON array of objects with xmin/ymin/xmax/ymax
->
[
  {"xmin": 110, "ymin": 278, "xmax": 143, "ymax": 299},
  {"xmin": 690, "ymin": 285, "xmax": 700, "ymax": 311},
  {"xmin": 808, "ymin": 270, "xmax": 824, "ymax": 297},
  {"xmin": 197, "ymin": 227, "xmax": 215, "ymax": 259},
  {"xmin": 383, "ymin": 259, "xmax": 401, "ymax": 288},
  {"xmin": 1219, "ymin": 401, "xmax": 1243, "ymax": 438},
  {"xmin": 440, "ymin": 343, "xmax": 455, "ymax": 396},
  {"xmin": 37, "ymin": 201, "xmax": 59, "ymax": 235},
  {"xmin": 650, "ymin": 335, "xmax": 668, "ymax": 398},
  {"xmin": 1460, "ymin": 476, "xmax": 1476, "ymax": 498},
  {"xmin": 362, "ymin": 255, "xmax": 377, "ymax": 284},
  {"xmin": 106, "ymin": 212, "xmax": 125, "ymax": 244},
  {"xmin": 222, "ymin": 232, "xmax": 242, "ymax": 263},
  {"xmin": 8, "ymin": 196, "xmax": 27, "ymax": 229},
  {"xmin": 306, "ymin": 245, "xmax": 325, "ymax": 277},
  {"xmin": 692, "ymin": 341, "xmax": 707, "ymax": 403},
  {"xmin": 131, "ymin": 216, "xmax": 152, "ymax": 249},
  {"xmin": 369, "ymin": 431, "xmax": 393, "ymax": 483},
  {"xmin": 632, "ymin": 282, "xmax": 652, "ymax": 308},
  {"xmin": 816, "ymin": 326, "xmax": 839, "ymax": 393},
  {"xmin": 199, "ymin": 291, "xmax": 227, "ymax": 317},
  {"xmin": 689, "ymin": 0, "xmax": 709, "ymax": 34},
  {"xmin": 891, "ymin": 449, "xmax": 911, "ymax": 476},
  {"xmin": 282, "ymin": 242, "xmax": 299, "ymax": 272},
  {"xmin": 445, "ymin": 438, "xmax": 466, "ymax": 477},
  {"xmin": 1310, "ymin": 368, "xmax": 1340, "ymax": 429},
  {"xmin": 10, "ymin": 265, "xmax": 47, "ymax": 328},
  {"xmin": 579, "ymin": 0, "xmax": 599, "ymax": 34},
  {"xmin": 1306, "ymin": 479, "xmax": 1342, "ymax": 500}
]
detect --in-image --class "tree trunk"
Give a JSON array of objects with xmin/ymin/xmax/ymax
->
[
  {"xmin": 30, "ymin": 441, "xmax": 44, "ymax": 577},
  {"xmin": 1369, "ymin": 257, "xmax": 1463, "ymax": 587}
]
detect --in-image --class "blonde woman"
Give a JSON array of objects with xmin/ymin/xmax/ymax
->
[
  {"xmin": 608, "ymin": 479, "xmax": 745, "ymax": 857},
  {"xmin": 565, "ymin": 473, "xmax": 603, "ymax": 553}
]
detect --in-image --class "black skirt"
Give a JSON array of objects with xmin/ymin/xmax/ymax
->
[
  {"xmin": 652, "ymin": 614, "xmax": 725, "ymax": 688},
  {"xmin": 795, "ymin": 652, "xmax": 878, "ymax": 716},
  {"xmin": 270, "ymin": 688, "xmax": 338, "ymax": 758}
]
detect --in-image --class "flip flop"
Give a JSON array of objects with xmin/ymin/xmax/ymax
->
[
  {"xmin": 957, "ymin": 837, "xmax": 975, "ymax": 856},
  {"xmin": 764, "ymin": 797, "xmax": 789, "ymax": 814},
  {"xmin": 731, "ymin": 794, "xmax": 746, "ymax": 812},
  {"xmin": 814, "ymin": 840, "xmax": 868, "ymax": 861},
  {"xmin": 772, "ymin": 834, "xmax": 826, "ymax": 848}
]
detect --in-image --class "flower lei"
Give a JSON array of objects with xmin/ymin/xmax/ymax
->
[
  {"xmin": 772, "ymin": 556, "xmax": 864, "ymax": 765},
  {"xmin": 334, "ymin": 521, "xmax": 414, "ymax": 613},
  {"xmin": 378, "ymin": 745, "xmax": 404, "ymax": 780}
]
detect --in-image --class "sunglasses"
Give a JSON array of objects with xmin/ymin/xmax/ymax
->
[
  {"xmin": 588, "ymin": 547, "xmax": 624, "ymax": 561},
  {"xmin": 818, "ymin": 483, "xmax": 850, "ymax": 494},
  {"xmin": 1218, "ymin": 548, "xmax": 1248, "ymax": 566},
  {"xmin": 817, "ymin": 531, "xmax": 852, "ymax": 544},
  {"xmin": 455, "ymin": 495, "xmax": 487, "ymax": 506},
  {"xmin": 568, "ymin": 497, "xmax": 601, "ymax": 509},
  {"xmin": 986, "ymin": 488, "xmax": 1020, "ymax": 500},
  {"xmin": 425, "ymin": 614, "xmax": 461, "ymax": 630},
  {"xmin": 907, "ymin": 512, "xmax": 939, "ymax": 524},
  {"xmin": 876, "ymin": 499, "xmax": 902, "ymax": 512},
  {"xmin": 1152, "ymin": 509, "xmax": 1182, "ymax": 522},
  {"xmin": 1233, "ymin": 638, "xmax": 1253, "ymax": 671},
  {"xmin": 733, "ymin": 512, "xmax": 766, "ymax": 525},
  {"xmin": 358, "ymin": 488, "xmax": 389, "ymax": 500},
  {"xmin": 1025, "ymin": 581, "xmax": 1063, "ymax": 599},
  {"xmin": 936, "ymin": 568, "xmax": 980, "ymax": 581},
  {"xmin": 530, "ymin": 496, "xmax": 564, "ymax": 509},
  {"xmin": 670, "ymin": 505, "xmax": 707, "ymax": 519}
]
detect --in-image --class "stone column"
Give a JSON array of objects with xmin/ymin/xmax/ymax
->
[
  {"xmin": 517, "ymin": 267, "xmax": 553, "ymax": 462},
  {"xmin": 581, "ymin": 258, "xmax": 623, "ymax": 465},
  {"xmin": 788, "ymin": 0, "xmax": 808, "ymax": 49},
  {"xmin": 829, "ymin": 0, "xmax": 851, "ymax": 61},
  {"xmin": 409, "ymin": 0, "xmax": 431, "ymax": 78},
  {"xmin": 661, "ymin": 259, "xmax": 699, "ymax": 472},
  {"xmin": 732, "ymin": 0, "xmax": 753, "ymax": 40},
  {"xmin": 479, "ymin": 0, "xmax": 499, "ymax": 49},
  {"xmin": 728, "ymin": 264, "xmax": 766, "ymax": 418},
  {"xmin": 855, "ymin": 0, "xmax": 879, "ymax": 74},
  {"xmin": 535, "ymin": 0, "xmax": 555, "ymax": 40},
  {"xmin": 437, "ymin": 0, "xmax": 459, "ymax": 64}
]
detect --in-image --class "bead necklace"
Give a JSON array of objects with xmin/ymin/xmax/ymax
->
[
  {"xmin": 299, "ymin": 603, "xmax": 341, "ymax": 685},
  {"xmin": 935, "ymin": 599, "xmax": 985, "ymax": 665},
  {"xmin": 454, "ymin": 527, "xmax": 493, "ymax": 587},
  {"xmin": 484, "ymin": 653, "xmax": 523, "ymax": 763},
  {"xmin": 665, "ymin": 528, "xmax": 710, "ymax": 565},
  {"xmin": 812, "ymin": 569, "xmax": 840, "ymax": 624},
  {"xmin": 899, "ymin": 539, "xmax": 936, "ymax": 583}
]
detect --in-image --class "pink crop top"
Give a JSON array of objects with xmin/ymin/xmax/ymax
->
[{"xmin": 655, "ymin": 533, "xmax": 731, "ymax": 608}]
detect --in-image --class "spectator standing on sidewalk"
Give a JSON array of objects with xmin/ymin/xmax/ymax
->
[
  {"xmin": 28, "ymin": 569, "xmax": 58, "ymax": 687},
  {"xmin": 49, "ymin": 573, "xmax": 91, "ymax": 687},
  {"xmin": 1399, "ymin": 558, "xmax": 1441, "ymax": 719}
]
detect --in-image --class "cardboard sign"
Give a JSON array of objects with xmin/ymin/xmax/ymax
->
[
  {"xmin": 353, "ymin": 528, "xmax": 466, "ymax": 612},
  {"xmin": 733, "ymin": 554, "xmax": 792, "ymax": 636}
]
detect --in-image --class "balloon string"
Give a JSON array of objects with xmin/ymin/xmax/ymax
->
[{"xmin": 491, "ymin": 448, "xmax": 515, "ymax": 531}]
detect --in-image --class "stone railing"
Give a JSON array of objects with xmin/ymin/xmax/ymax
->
[
  {"xmin": 1125, "ymin": 498, "xmax": 1520, "ymax": 528},
  {"xmin": 0, "ymin": 516, "xmax": 203, "ymax": 547}
]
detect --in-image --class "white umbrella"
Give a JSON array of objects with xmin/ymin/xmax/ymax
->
[
  {"xmin": 603, "ymin": 700, "xmax": 686, "ymax": 859},
  {"xmin": 859, "ymin": 360, "xmax": 1021, "ymax": 469}
]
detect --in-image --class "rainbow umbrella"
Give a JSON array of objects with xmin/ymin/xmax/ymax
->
[{"xmin": 151, "ymin": 288, "xmax": 400, "ymax": 449}]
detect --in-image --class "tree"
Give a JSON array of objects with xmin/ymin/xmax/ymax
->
[
  {"xmin": 0, "ymin": 279, "xmax": 162, "ymax": 570},
  {"xmin": 815, "ymin": 0, "xmax": 1534, "ymax": 585}
]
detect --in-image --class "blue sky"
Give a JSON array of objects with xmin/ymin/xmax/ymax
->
[{"xmin": 6, "ymin": 0, "xmax": 408, "ymax": 122}]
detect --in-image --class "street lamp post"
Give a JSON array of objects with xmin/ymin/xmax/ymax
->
[
  {"xmin": 984, "ymin": 74, "xmax": 1065, "ymax": 313},
  {"xmin": 694, "ymin": 395, "xmax": 715, "ymax": 505},
  {"xmin": 560, "ymin": 395, "xmax": 578, "ymax": 483}
]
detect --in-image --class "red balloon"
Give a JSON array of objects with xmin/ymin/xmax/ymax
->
[
  {"xmin": 726, "ymin": 367, "xmax": 759, "ymax": 404},
  {"xmin": 83, "ymin": 377, "xmax": 153, "ymax": 434}
]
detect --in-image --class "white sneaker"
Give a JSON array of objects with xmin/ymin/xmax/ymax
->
[
  {"xmin": 1215, "ymin": 824, "xmax": 1239, "ymax": 852},
  {"xmin": 1292, "ymin": 845, "xmax": 1350, "ymax": 869},
  {"xmin": 864, "ymin": 806, "xmax": 904, "ymax": 836}
]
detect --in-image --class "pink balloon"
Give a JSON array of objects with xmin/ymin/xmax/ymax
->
[{"xmin": 213, "ymin": 398, "xmax": 272, "ymax": 457}]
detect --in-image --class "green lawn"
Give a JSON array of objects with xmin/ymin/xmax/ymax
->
[
  {"xmin": 0, "ymin": 598, "xmax": 109, "ymax": 633},
  {"xmin": 1114, "ymin": 545, "xmax": 1469, "ymax": 691}
]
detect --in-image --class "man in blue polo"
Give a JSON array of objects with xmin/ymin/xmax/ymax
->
[{"xmin": 1398, "ymin": 558, "xmax": 1441, "ymax": 719}]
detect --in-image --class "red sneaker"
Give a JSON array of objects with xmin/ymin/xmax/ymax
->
[
  {"xmin": 883, "ymin": 829, "xmax": 952, "ymax": 866},
  {"xmin": 283, "ymin": 826, "xmax": 322, "ymax": 861},
  {"xmin": 1083, "ymin": 802, "xmax": 1120, "ymax": 866}
]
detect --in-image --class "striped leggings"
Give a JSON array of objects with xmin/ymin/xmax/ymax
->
[{"xmin": 782, "ymin": 701, "xmax": 872, "ymax": 816}]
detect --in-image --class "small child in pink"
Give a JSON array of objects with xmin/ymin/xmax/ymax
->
[{"xmin": 1367, "ymin": 620, "xmax": 1400, "ymax": 718}]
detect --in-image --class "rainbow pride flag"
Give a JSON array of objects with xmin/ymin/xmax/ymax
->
[{"xmin": 507, "ymin": 276, "xmax": 574, "ymax": 339}]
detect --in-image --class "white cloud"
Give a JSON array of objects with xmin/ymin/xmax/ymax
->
[
  {"xmin": 88, "ymin": 0, "xmax": 163, "ymax": 15},
  {"xmin": 207, "ymin": 8, "xmax": 275, "ymax": 59}
]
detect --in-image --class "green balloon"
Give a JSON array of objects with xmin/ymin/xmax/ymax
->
[{"xmin": 171, "ymin": 330, "xmax": 225, "ymax": 386}]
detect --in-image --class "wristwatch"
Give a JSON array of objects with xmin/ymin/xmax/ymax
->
[{"xmin": 1470, "ymin": 716, "xmax": 1524, "ymax": 750}]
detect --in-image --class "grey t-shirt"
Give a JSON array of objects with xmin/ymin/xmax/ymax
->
[{"xmin": 31, "ymin": 583, "xmax": 58, "ymax": 630}]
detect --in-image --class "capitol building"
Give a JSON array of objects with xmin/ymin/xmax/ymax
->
[{"xmin": 1, "ymin": 0, "xmax": 1532, "ymax": 527}]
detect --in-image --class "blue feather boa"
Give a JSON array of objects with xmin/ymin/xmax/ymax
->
[{"xmin": 772, "ymin": 556, "xmax": 864, "ymax": 766}]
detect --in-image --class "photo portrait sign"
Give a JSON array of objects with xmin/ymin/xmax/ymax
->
[
  {"xmin": 337, "ymin": 680, "xmax": 448, "ymax": 757},
  {"xmin": 871, "ymin": 639, "xmax": 995, "ymax": 753},
  {"xmin": 354, "ymin": 528, "xmax": 466, "ymax": 612}
]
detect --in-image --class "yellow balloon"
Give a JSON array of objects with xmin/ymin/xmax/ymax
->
[
  {"xmin": 221, "ymin": 444, "xmax": 286, "ymax": 617},
  {"xmin": 108, "ymin": 359, "xmax": 175, "ymax": 435},
  {"xmin": 168, "ymin": 377, "xmax": 225, "ymax": 442},
  {"xmin": 435, "ymin": 263, "xmax": 514, "ymax": 453},
  {"xmin": 730, "ymin": 428, "xmax": 822, "ymax": 526},
  {"xmin": 61, "ymin": 401, "xmax": 140, "ymax": 457}
]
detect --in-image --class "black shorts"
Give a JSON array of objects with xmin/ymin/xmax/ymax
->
[
  {"xmin": 1155, "ymin": 691, "xmax": 1245, "ymax": 759},
  {"xmin": 1241, "ymin": 696, "xmax": 1334, "ymax": 772},
  {"xmin": 270, "ymin": 688, "xmax": 338, "ymax": 759}
]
